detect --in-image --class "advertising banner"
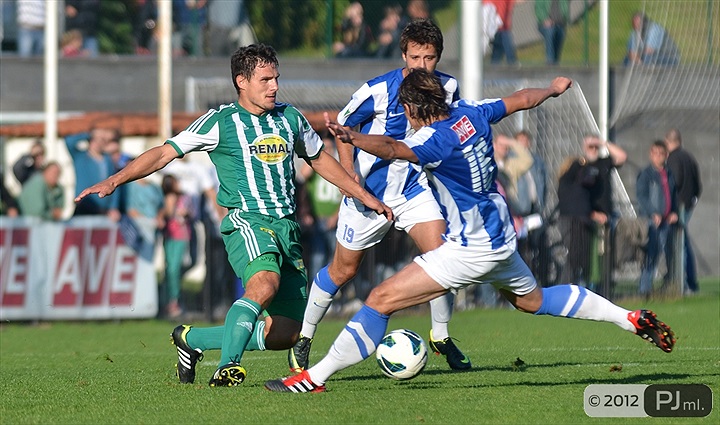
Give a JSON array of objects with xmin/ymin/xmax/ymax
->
[{"xmin": 1, "ymin": 217, "xmax": 158, "ymax": 320}]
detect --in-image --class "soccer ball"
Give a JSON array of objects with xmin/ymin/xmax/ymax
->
[{"xmin": 375, "ymin": 329, "xmax": 428, "ymax": 380}]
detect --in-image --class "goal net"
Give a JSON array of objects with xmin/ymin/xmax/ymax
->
[{"xmin": 609, "ymin": 0, "xmax": 720, "ymax": 132}]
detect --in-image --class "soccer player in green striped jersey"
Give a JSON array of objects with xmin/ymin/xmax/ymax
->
[{"xmin": 75, "ymin": 44, "xmax": 391, "ymax": 387}]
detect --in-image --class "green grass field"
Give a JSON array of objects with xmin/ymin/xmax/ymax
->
[{"xmin": 1, "ymin": 279, "xmax": 718, "ymax": 424}]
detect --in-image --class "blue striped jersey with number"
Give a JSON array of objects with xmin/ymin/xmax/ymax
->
[
  {"xmin": 337, "ymin": 68, "xmax": 460, "ymax": 205},
  {"xmin": 404, "ymin": 99, "xmax": 515, "ymax": 250},
  {"xmin": 166, "ymin": 102, "xmax": 323, "ymax": 219}
]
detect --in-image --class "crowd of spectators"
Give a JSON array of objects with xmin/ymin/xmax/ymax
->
[{"xmin": 7, "ymin": 1, "xmax": 683, "ymax": 68}]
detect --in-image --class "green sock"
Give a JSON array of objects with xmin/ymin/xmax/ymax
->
[
  {"xmin": 187, "ymin": 319, "xmax": 266, "ymax": 352},
  {"xmin": 186, "ymin": 326, "xmax": 223, "ymax": 351},
  {"xmin": 245, "ymin": 319, "xmax": 267, "ymax": 351},
  {"xmin": 219, "ymin": 298, "xmax": 261, "ymax": 366}
]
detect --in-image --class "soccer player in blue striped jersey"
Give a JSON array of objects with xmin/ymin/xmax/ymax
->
[
  {"xmin": 289, "ymin": 19, "xmax": 471, "ymax": 373},
  {"xmin": 75, "ymin": 44, "xmax": 391, "ymax": 387},
  {"xmin": 266, "ymin": 69, "xmax": 675, "ymax": 393}
]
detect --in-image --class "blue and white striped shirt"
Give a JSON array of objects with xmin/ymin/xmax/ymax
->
[
  {"xmin": 338, "ymin": 68, "xmax": 459, "ymax": 205},
  {"xmin": 405, "ymin": 99, "xmax": 516, "ymax": 250}
]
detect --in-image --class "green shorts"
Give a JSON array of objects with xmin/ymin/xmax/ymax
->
[{"xmin": 221, "ymin": 210, "xmax": 308, "ymax": 321}]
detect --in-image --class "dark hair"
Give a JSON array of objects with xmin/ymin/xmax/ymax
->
[
  {"xmin": 230, "ymin": 44, "xmax": 279, "ymax": 95},
  {"xmin": 399, "ymin": 18, "xmax": 443, "ymax": 59},
  {"xmin": 161, "ymin": 174, "xmax": 178, "ymax": 195},
  {"xmin": 652, "ymin": 140, "xmax": 668, "ymax": 152},
  {"xmin": 399, "ymin": 68, "xmax": 448, "ymax": 123}
]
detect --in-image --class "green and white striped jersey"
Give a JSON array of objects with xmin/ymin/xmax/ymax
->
[{"xmin": 167, "ymin": 102, "xmax": 324, "ymax": 219}]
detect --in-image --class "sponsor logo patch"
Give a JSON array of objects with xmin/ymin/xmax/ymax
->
[{"xmin": 249, "ymin": 134, "xmax": 289, "ymax": 163}]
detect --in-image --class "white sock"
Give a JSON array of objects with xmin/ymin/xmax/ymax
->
[
  {"xmin": 308, "ymin": 305, "xmax": 388, "ymax": 385},
  {"xmin": 300, "ymin": 267, "xmax": 339, "ymax": 338},
  {"xmin": 535, "ymin": 285, "xmax": 635, "ymax": 332},
  {"xmin": 429, "ymin": 292, "xmax": 454, "ymax": 340}
]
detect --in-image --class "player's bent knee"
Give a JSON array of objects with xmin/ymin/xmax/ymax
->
[
  {"xmin": 264, "ymin": 316, "xmax": 301, "ymax": 350},
  {"xmin": 507, "ymin": 287, "xmax": 543, "ymax": 313}
]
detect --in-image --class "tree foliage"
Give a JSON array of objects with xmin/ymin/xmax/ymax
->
[{"xmin": 246, "ymin": 0, "xmax": 350, "ymax": 51}]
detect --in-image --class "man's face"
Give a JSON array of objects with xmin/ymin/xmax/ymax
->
[
  {"xmin": 583, "ymin": 137, "xmax": 601, "ymax": 162},
  {"xmin": 632, "ymin": 15, "xmax": 643, "ymax": 31},
  {"xmin": 44, "ymin": 164, "xmax": 61, "ymax": 187},
  {"xmin": 237, "ymin": 63, "xmax": 279, "ymax": 115},
  {"xmin": 649, "ymin": 146, "xmax": 667, "ymax": 170},
  {"xmin": 403, "ymin": 42, "xmax": 439, "ymax": 73}
]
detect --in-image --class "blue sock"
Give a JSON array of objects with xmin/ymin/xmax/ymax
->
[
  {"xmin": 309, "ymin": 304, "xmax": 389, "ymax": 384},
  {"xmin": 534, "ymin": 285, "xmax": 634, "ymax": 331},
  {"xmin": 315, "ymin": 266, "xmax": 340, "ymax": 296},
  {"xmin": 535, "ymin": 285, "xmax": 587, "ymax": 317},
  {"xmin": 300, "ymin": 266, "xmax": 340, "ymax": 338}
]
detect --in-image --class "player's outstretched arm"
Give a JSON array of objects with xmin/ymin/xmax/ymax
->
[
  {"xmin": 75, "ymin": 143, "xmax": 179, "ymax": 203},
  {"xmin": 324, "ymin": 112, "xmax": 418, "ymax": 163},
  {"xmin": 502, "ymin": 77, "xmax": 573, "ymax": 116},
  {"xmin": 308, "ymin": 149, "xmax": 393, "ymax": 221}
]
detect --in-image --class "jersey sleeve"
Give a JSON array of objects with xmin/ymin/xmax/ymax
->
[
  {"xmin": 166, "ymin": 109, "xmax": 221, "ymax": 155},
  {"xmin": 337, "ymin": 82, "xmax": 381, "ymax": 128},
  {"xmin": 404, "ymin": 127, "xmax": 447, "ymax": 169},
  {"xmin": 458, "ymin": 98, "xmax": 506, "ymax": 125},
  {"xmin": 291, "ymin": 108, "xmax": 324, "ymax": 160}
]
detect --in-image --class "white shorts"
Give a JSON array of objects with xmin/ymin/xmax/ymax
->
[
  {"xmin": 335, "ymin": 190, "xmax": 443, "ymax": 251},
  {"xmin": 414, "ymin": 242, "xmax": 537, "ymax": 295}
]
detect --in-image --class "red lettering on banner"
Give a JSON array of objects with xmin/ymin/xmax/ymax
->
[
  {"xmin": 109, "ymin": 234, "xmax": 137, "ymax": 305},
  {"xmin": 53, "ymin": 226, "xmax": 137, "ymax": 307},
  {"xmin": 54, "ymin": 228, "xmax": 86, "ymax": 306},
  {"xmin": 450, "ymin": 115, "xmax": 476, "ymax": 144},
  {"xmin": 1, "ymin": 228, "xmax": 29, "ymax": 306},
  {"xmin": 82, "ymin": 228, "xmax": 112, "ymax": 305}
]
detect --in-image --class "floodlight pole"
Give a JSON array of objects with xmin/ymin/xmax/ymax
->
[
  {"xmin": 44, "ymin": 1, "xmax": 58, "ymax": 159},
  {"xmin": 158, "ymin": 0, "xmax": 173, "ymax": 143},
  {"xmin": 461, "ymin": 0, "xmax": 483, "ymax": 100},
  {"xmin": 599, "ymin": 0, "xmax": 609, "ymax": 141}
]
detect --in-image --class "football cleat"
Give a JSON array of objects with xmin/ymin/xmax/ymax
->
[
  {"xmin": 429, "ymin": 330, "xmax": 472, "ymax": 371},
  {"xmin": 628, "ymin": 309, "xmax": 676, "ymax": 353},
  {"xmin": 288, "ymin": 335, "xmax": 313, "ymax": 372},
  {"xmin": 170, "ymin": 325, "xmax": 203, "ymax": 384},
  {"xmin": 265, "ymin": 370, "xmax": 326, "ymax": 393},
  {"xmin": 208, "ymin": 363, "xmax": 247, "ymax": 387}
]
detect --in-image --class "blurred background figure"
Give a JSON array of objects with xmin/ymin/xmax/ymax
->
[
  {"xmin": 173, "ymin": 0, "xmax": 208, "ymax": 57},
  {"xmin": 557, "ymin": 136, "xmax": 626, "ymax": 289},
  {"xmin": 636, "ymin": 141, "xmax": 677, "ymax": 298},
  {"xmin": 17, "ymin": 161, "xmax": 64, "ymax": 221},
  {"xmin": 1, "ymin": 169, "xmax": 20, "ymax": 217},
  {"xmin": 375, "ymin": 4, "xmax": 403, "ymax": 59},
  {"xmin": 487, "ymin": 0, "xmax": 517, "ymax": 65},
  {"xmin": 159, "ymin": 156, "xmax": 216, "ymax": 278},
  {"xmin": 514, "ymin": 130, "xmax": 548, "ymax": 282},
  {"xmin": 535, "ymin": 0, "xmax": 569, "ymax": 65},
  {"xmin": 665, "ymin": 129, "xmax": 701, "ymax": 294},
  {"xmin": 625, "ymin": 12, "xmax": 679, "ymax": 66},
  {"xmin": 60, "ymin": 29, "xmax": 87, "ymax": 57},
  {"xmin": 64, "ymin": 0, "xmax": 100, "ymax": 57},
  {"xmin": 160, "ymin": 174, "xmax": 194, "ymax": 319},
  {"xmin": 134, "ymin": 0, "xmax": 158, "ymax": 55},
  {"xmin": 16, "ymin": 0, "xmax": 45, "ymax": 58},
  {"xmin": 207, "ymin": 0, "xmax": 255, "ymax": 56},
  {"xmin": 126, "ymin": 175, "xmax": 164, "ymax": 261},
  {"xmin": 401, "ymin": 0, "xmax": 430, "ymax": 26},
  {"xmin": 334, "ymin": 1, "xmax": 373, "ymax": 58},
  {"xmin": 12, "ymin": 139, "xmax": 45, "ymax": 186},
  {"xmin": 65, "ymin": 127, "xmax": 121, "ymax": 220}
]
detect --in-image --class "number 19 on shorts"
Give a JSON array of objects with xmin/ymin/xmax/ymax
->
[{"xmin": 584, "ymin": 384, "xmax": 712, "ymax": 417}]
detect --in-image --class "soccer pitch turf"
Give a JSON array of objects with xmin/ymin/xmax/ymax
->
[{"xmin": 1, "ymin": 280, "xmax": 717, "ymax": 424}]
